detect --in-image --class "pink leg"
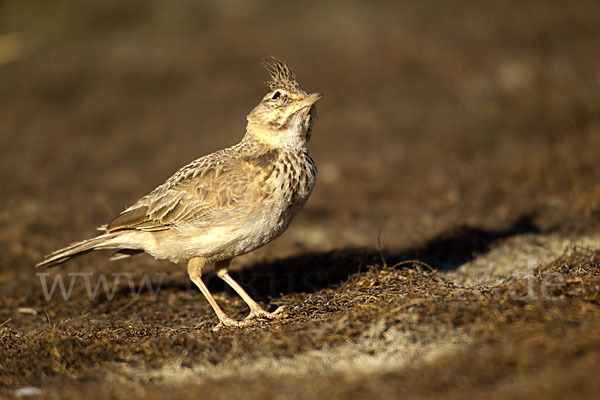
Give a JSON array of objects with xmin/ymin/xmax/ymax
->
[
  {"xmin": 216, "ymin": 259, "xmax": 284, "ymax": 321},
  {"xmin": 187, "ymin": 257, "xmax": 245, "ymax": 329}
]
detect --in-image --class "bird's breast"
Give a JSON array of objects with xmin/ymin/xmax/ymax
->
[{"xmin": 265, "ymin": 151, "xmax": 316, "ymax": 228}]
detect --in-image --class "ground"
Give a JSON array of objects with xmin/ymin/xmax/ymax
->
[{"xmin": 1, "ymin": 1, "xmax": 600, "ymax": 399}]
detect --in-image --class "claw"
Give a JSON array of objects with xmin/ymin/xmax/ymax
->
[
  {"xmin": 244, "ymin": 306, "xmax": 285, "ymax": 321},
  {"xmin": 212, "ymin": 317, "xmax": 250, "ymax": 331},
  {"xmin": 210, "ymin": 306, "xmax": 285, "ymax": 330}
]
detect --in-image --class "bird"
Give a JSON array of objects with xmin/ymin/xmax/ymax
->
[{"xmin": 36, "ymin": 57, "xmax": 323, "ymax": 329}]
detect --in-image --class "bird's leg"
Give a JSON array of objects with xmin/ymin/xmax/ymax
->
[
  {"xmin": 215, "ymin": 259, "xmax": 284, "ymax": 321},
  {"xmin": 187, "ymin": 257, "xmax": 245, "ymax": 329}
]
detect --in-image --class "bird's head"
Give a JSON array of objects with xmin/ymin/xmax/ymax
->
[{"xmin": 245, "ymin": 57, "xmax": 323, "ymax": 149}]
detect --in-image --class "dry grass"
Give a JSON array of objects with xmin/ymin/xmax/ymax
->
[
  {"xmin": 1, "ymin": 0, "xmax": 600, "ymax": 398},
  {"xmin": 2, "ymin": 248, "xmax": 600, "ymax": 399}
]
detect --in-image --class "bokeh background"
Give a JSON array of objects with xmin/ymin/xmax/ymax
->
[{"xmin": 1, "ymin": 1, "xmax": 600, "ymax": 399}]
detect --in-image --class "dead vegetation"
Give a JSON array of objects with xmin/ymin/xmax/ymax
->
[
  {"xmin": 2, "ymin": 0, "xmax": 600, "ymax": 398},
  {"xmin": 2, "ymin": 247, "xmax": 600, "ymax": 399}
]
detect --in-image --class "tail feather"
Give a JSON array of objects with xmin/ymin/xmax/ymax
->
[
  {"xmin": 36, "ymin": 233, "xmax": 122, "ymax": 268},
  {"xmin": 109, "ymin": 249, "xmax": 144, "ymax": 261}
]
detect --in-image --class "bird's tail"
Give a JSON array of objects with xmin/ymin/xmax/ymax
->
[{"xmin": 36, "ymin": 233, "xmax": 122, "ymax": 268}]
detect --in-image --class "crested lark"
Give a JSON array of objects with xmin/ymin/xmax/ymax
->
[{"xmin": 37, "ymin": 57, "xmax": 323, "ymax": 328}]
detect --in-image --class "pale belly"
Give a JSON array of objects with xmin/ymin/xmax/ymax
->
[{"xmin": 138, "ymin": 191, "xmax": 311, "ymax": 264}]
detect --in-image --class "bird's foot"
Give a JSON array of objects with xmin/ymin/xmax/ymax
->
[
  {"xmin": 211, "ymin": 307, "xmax": 285, "ymax": 330},
  {"xmin": 244, "ymin": 306, "xmax": 285, "ymax": 321},
  {"xmin": 212, "ymin": 315, "xmax": 249, "ymax": 331}
]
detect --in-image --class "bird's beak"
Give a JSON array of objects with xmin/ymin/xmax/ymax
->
[{"xmin": 294, "ymin": 92, "xmax": 324, "ymax": 112}]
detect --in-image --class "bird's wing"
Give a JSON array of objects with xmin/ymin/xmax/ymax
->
[{"xmin": 103, "ymin": 146, "xmax": 278, "ymax": 233}]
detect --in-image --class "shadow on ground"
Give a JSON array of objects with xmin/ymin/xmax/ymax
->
[
  {"xmin": 203, "ymin": 215, "xmax": 540, "ymax": 301},
  {"xmin": 74, "ymin": 215, "xmax": 539, "ymax": 307}
]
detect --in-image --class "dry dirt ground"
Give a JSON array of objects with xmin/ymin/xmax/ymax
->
[{"xmin": 1, "ymin": 1, "xmax": 600, "ymax": 399}]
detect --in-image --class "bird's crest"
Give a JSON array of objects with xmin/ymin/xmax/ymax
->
[{"xmin": 262, "ymin": 56, "xmax": 303, "ymax": 93}]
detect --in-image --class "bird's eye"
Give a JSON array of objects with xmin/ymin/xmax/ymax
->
[{"xmin": 271, "ymin": 91, "xmax": 281, "ymax": 100}]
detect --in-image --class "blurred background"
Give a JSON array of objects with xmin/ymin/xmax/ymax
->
[
  {"xmin": 2, "ymin": 1, "xmax": 600, "ymax": 398},
  {"xmin": 1, "ymin": 0, "xmax": 600, "ymax": 280}
]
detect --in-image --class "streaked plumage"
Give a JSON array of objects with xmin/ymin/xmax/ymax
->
[{"xmin": 37, "ymin": 57, "xmax": 323, "ymax": 328}]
